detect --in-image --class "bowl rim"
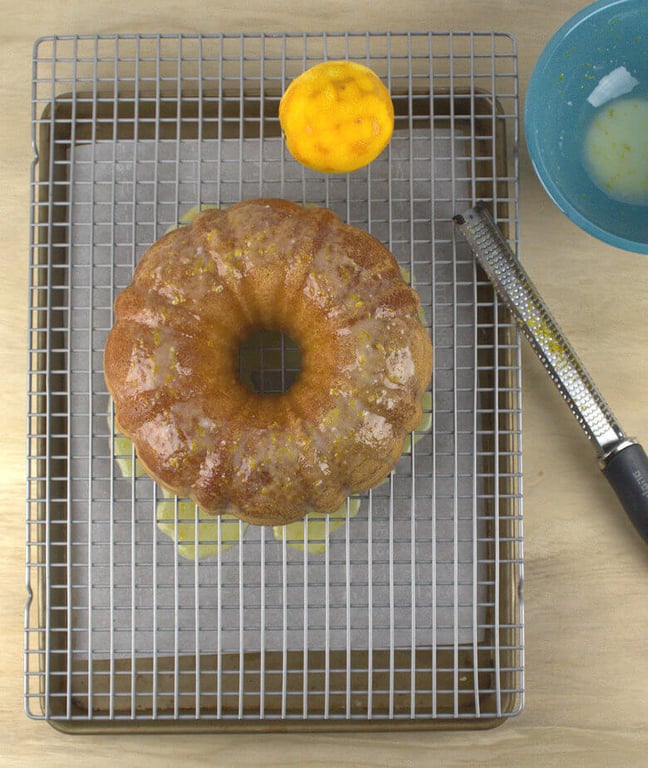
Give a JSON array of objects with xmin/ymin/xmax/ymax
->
[{"xmin": 524, "ymin": 0, "xmax": 648, "ymax": 254}]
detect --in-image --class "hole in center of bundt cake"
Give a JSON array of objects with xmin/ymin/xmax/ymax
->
[{"xmin": 238, "ymin": 328, "xmax": 303, "ymax": 395}]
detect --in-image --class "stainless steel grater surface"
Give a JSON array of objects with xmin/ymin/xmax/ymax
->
[
  {"xmin": 455, "ymin": 203, "xmax": 648, "ymax": 545},
  {"xmin": 455, "ymin": 203, "xmax": 624, "ymax": 458},
  {"xmin": 26, "ymin": 33, "xmax": 523, "ymax": 730}
]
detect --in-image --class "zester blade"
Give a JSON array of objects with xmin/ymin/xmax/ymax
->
[{"xmin": 454, "ymin": 202, "xmax": 648, "ymax": 545}]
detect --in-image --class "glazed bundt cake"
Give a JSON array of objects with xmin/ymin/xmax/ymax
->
[{"xmin": 104, "ymin": 198, "xmax": 433, "ymax": 526}]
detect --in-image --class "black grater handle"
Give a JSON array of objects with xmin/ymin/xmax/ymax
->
[{"xmin": 602, "ymin": 442, "xmax": 648, "ymax": 544}]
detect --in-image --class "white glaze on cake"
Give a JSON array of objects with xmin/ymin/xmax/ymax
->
[{"xmin": 104, "ymin": 198, "xmax": 433, "ymax": 525}]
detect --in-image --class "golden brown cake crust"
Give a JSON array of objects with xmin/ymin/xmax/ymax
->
[{"xmin": 104, "ymin": 198, "xmax": 432, "ymax": 525}]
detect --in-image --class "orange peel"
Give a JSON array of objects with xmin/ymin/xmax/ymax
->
[{"xmin": 279, "ymin": 60, "xmax": 394, "ymax": 174}]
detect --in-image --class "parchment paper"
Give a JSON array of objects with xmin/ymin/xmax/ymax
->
[{"xmin": 67, "ymin": 129, "xmax": 489, "ymax": 658}]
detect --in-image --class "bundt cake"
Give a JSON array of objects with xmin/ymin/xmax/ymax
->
[{"xmin": 104, "ymin": 198, "xmax": 433, "ymax": 526}]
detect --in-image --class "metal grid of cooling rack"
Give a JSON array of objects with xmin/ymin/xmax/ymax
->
[{"xmin": 26, "ymin": 32, "xmax": 523, "ymax": 730}]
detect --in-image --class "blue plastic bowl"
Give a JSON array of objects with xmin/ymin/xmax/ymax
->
[{"xmin": 525, "ymin": 0, "xmax": 648, "ymax": 253}]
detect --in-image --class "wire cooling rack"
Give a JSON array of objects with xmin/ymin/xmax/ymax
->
[{"xmin": 26, "ymin": 32, "xmax": 523, "ymax": 730}]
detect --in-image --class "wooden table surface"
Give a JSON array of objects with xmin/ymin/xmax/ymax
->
[{"xmin": 2, "ymin": 1, "xmax": 647, "ymax": 765}]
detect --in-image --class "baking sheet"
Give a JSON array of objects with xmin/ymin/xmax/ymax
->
[{"xmin": 27, "ymin": 31, "xmax": 524, "ymax": 726}]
